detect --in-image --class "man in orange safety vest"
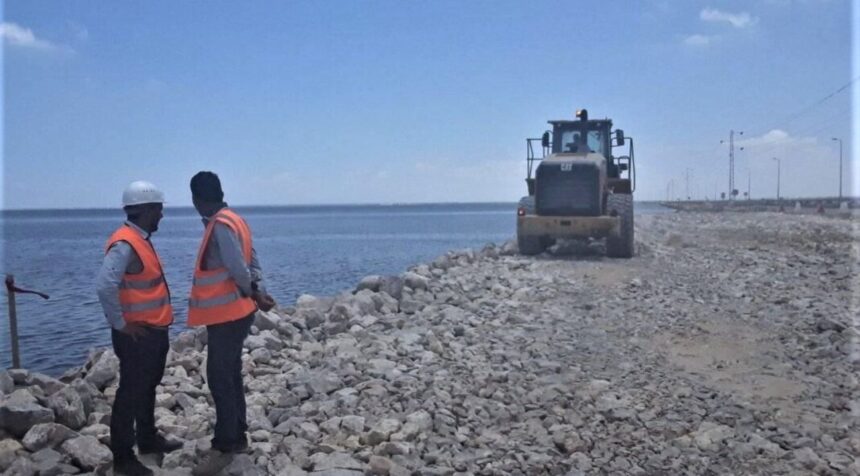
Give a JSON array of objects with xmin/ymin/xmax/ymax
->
[
  {"xmin": 96, "ymin": 181, "xmax": 182, "ymax": 476},
  {"xmin": 187, "ymin": 171, "xmax": 275, "ymax": 475}
]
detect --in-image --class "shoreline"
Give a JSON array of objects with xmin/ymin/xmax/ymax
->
[
  {"xmin": 0, "ymin": 210, "xmax": 856, "ymax": 474},
  {"xmin": 0, "ymin": 202, "xmax": 519, "ymax": 376},
  {"xmin": 660, "ymin": 197, "xmax": 858, "ymax": 216}
]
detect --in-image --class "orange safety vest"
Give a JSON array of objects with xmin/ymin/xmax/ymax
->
[
  {"xmin": 187, "ymin": 208, "xmax": 257, "ymax": 326},
  {"xmin": 105, "ymin": 225, "xmax": 174, "ymax": 327}
]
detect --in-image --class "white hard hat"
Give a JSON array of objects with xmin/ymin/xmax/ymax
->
[{"xmin": 122, "ymin": 181, "xmax": 166, "ymax": 207}]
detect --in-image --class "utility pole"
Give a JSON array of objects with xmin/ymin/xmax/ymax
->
[
  {"xmin": 747, "ymin": 169, "xmax": 751, "ymax": 200},
  {"xmin": 832, "ymin": 137, "xmax": 843, "ymax": 200},
  {"xmin": 685, "ymin": 168, "xmax": 691, "ymax": 200},
  {"xmin": 721, "ymin": 130, "xmax": 743, "ymax": 200},
  {"xmin": 772, "ymin": 157, "xmax": 781, "ymax": 200}
]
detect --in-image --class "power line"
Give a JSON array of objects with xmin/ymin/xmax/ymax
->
[
  {"xmin": 740, "ymin": 105, "xmax": 851, "ymax": 160},
  {"xmin": 743, "ymin": 75, "xmax": 859, "ymax": 138}
]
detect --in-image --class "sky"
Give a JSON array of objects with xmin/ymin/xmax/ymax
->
[{"xmin": 2, "ymin": 0, "xmax": 856, "ymax": 209}]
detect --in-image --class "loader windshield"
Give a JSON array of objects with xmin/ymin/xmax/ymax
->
[
  {"xmin": 587, "ymin": 130, "xmax": 606, "ymax": 156},
  {"xmin": 560, "ymin": 130, "xmax": 587, "ymax": 153},
  {"xmin": 556, "ymin": 126, "xmax": 608, "ymax": 155}
]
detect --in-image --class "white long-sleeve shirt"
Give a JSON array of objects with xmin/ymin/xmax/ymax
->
[
  {"xmin": 201, "ymin": 208, "xmax": 266, "ymax": 297},
  {"xmin": 96, "ymin": 221, "xmax": 149, "ymax": 330}
]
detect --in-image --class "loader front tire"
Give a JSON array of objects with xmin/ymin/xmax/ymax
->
[{"xmin": 606, "ymin": 194, "xmax": 634, "ymax": 258}]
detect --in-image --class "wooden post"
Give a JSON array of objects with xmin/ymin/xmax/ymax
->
[{"xmin": 5, "ymin": 275, "xmax": 20, "ymax": 369}]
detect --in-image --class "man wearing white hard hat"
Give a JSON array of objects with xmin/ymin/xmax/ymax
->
[{"xmin": 96, "ymin": 181, "xmax": 181, "ymax": 476}]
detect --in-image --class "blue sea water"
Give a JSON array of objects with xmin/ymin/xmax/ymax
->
[{"xmin": 0, "ymin": 202, "xmax": 668, "ymax": 375}]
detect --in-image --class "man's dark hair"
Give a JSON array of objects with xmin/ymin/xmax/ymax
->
[
  {"xmin": 190, "ymin": 171, "xmax": 224, "ymax": 203},
  {"xmin": 123, "ymin": 205, "xmax": 143, "ymax": 221}
]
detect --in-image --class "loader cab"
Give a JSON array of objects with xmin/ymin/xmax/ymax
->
[
  {"xmin": 527, "ymin": 109, "xmax": 634, "ymax": 196},
  {"xmin": 549, "ymin": 119, "xmax": 613, "ymax": 158}
]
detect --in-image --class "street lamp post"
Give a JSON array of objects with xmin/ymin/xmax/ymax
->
[
  {"xmin": 831, "ymin": 137, "xmax": 843, "ymax": 200},
  {"xmin": 772, "ymin": 157, "xmax": 781, "ymax": 201}
]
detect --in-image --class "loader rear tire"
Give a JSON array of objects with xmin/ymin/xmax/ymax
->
[
  {"xmin": 606, "ymin": 194, "xmax": 634, "ymax": 258},
  {"xmin": 517, "ymin": 195, "xmax": 544, "ymax": 255},
  {"xmin": 518, "ymin": 234, "xmax": 544, "ymax": 255}
]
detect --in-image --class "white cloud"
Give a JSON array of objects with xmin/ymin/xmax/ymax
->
[
  {"xmin": 683, "ymin": 34, "xmax": 715, "ymax": 47},
  {"xmin": 700, "ymin": 8, "xmax": 759, "ymax": 28},
  {"xmin": 738, "ymin": 129, "xmax": 815, "ymax": 149},
  {"xmin": 1, "ymin": 22, "xmax": 60, "ymax": 51}
]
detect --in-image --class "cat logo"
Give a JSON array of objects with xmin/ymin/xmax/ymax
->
[{"xmin": 560, "ymin": 163, "xmax": 573, "ymax": 172}]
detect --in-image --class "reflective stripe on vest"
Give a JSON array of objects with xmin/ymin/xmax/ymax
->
[
  {"xmin": 187, "ymin": 209, "xmax": 257, "ymax": 327},
  {"xmin": 192, "ymin": 270, "xmax": 231, "ymax": 286},
  {"xmin": 105, "ymin": 225, "xmax": 174, "ymax": 327},
  {"xmin": 121, "ymin": 295, "xmax": 171, "ymax": 313},
  {"xmin": 118, "ymin": 276, "xmax": 165, "ymax": 290},
  {"xmin": 188, "ymin": 290, "xmax": 243, "ymax": 309}
]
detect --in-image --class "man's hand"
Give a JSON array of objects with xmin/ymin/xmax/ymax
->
[
  {"xmin": 118, "ymin": 323, "xmax": 148, "ymax": 341},
  {"xmin": 253, "ymin": 292, "xmax": 276, "ymax": 312}
]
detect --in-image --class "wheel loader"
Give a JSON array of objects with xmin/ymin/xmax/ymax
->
[{"xmin": 517, "ymin": 109, "xmax": 635, "ymax": 257}]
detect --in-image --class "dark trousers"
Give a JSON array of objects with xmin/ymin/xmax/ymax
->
[
  {"xmin": 110, "ymin": 327, "xmax": 169, "ymax": 461},
  {"xmin": 206, "ymin": 313, "xmax": 254, "ymax": 451}
]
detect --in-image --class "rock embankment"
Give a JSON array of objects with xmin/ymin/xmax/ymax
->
[{"xmin": 0, "ymin": 211, "xmax": 856, "ymax": 475}]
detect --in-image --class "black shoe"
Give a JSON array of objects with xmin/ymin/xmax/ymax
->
[
  {"xmin": 114, "ymin": 457, "xmax": 153, "ymax": 476},
  {"xmin": 212, "ymin": 439, "xmax": 249, "ymax": 454},
  {"xmin": 138, "ymin": 434, "xmax": 183, "ymax": 454},
  {"xmin": 211, "ymin": 434, "xmax": 249, "ymax": 454}
]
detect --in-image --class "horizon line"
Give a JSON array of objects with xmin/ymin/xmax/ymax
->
[
  {"xmin": 1, "ymin": 200, "xmax": 521, "ymax": 212},
  {"xmin": 3, "ymin": 196, "xmax": 850, "ymax": 212}
]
